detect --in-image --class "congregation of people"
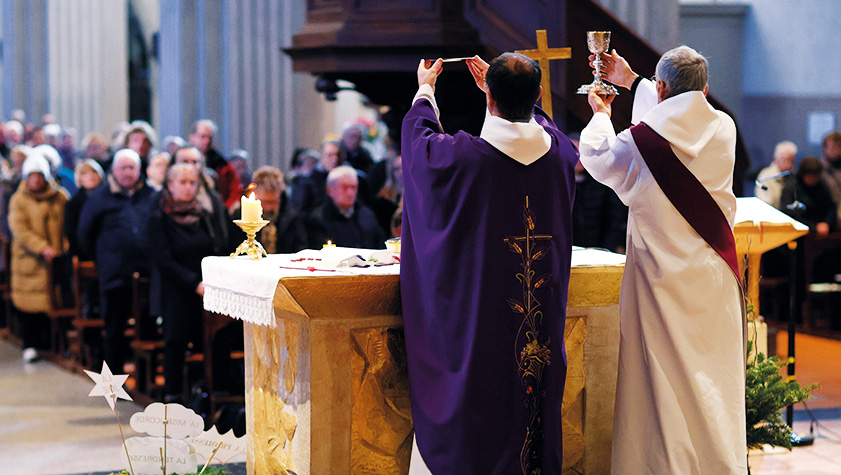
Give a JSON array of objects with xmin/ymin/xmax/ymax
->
[
  {"xmin": 0, "ymin": 112, "xmax": 403, "ymax": 407},
  {"xmin": 753, "ymin": 133, "xmax": 841, "ymax": 301}
]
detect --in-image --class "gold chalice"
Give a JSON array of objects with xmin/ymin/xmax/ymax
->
[
  {"xmin": 577, "ymin": 31, "xmax": 619, "ymax": 96},
  {"xmin": 230, "ymin": 219, "xmax": 271, "ymax": 260}
]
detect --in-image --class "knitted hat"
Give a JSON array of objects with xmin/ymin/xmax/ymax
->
[
  {"xmin": 21, "ymin": 153, "xmax": 52, "ymax": 181},
  {"xmin": 33, "ymin": 144, "xmax": 62, "ymax": 170}
]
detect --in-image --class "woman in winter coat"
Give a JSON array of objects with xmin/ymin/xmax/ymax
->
[
  {"xmin": 148, "ymin": 163, "xmax": 233, "ymax": 401},
  {"xmin": 9, "ymin": 154, "xmax": 69, "ymax": 362}
]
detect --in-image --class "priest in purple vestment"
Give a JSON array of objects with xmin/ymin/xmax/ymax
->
[{"xmin": 400, "ymin": 53, "xmax": 578, "ymax": 474}]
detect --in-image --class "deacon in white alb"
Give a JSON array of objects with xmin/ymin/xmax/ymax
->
[{"xmin": 579, "ymin": 46, "xmax": 747, "ymax": 474}]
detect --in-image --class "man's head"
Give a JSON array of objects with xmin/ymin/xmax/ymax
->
[
  {"xmin": 798, "ymin": 156, "xmax": 823, "ymax": 187},
  {"xmin": 112, "ymin": 149, "xmax": 142, "ymax": 190},
  {"xmin": 124, "ymin": 127, "xmax": 153, "ymax": 160},
  {"xmin": 773, "ymin": 141, "xmax": 797, "ymax": 173},
  {"xmin": 485, "ymin": 53, "xmax": 542, "ymax": 122},
  {"xmin": 654, "ymin": 45, "xmax": 709, "ymax": 102},
  {"xmin": 173, "ymin": 146, "xmax": 205, "ymax": 174},
  {"xmin": 341, "ymin": 125, "xmax": 364, "ymax": 151},
  {"xmin": 320, "ymin": 141, "xmax": 343, "ymax": 172},
  {"xmin": 190, "ymin": 119, "xmax": 217, "ymax": 154},
  {"xmin": 822, "ymin": 131, "xmax": 841, "ymax": 165},
  {"xmin": 326, "ymin": 166, "xmax": 359, "ymax": 213},
  {"xmin": 252, "ymin": 166, "xmax": 286, "ymax": 218}
]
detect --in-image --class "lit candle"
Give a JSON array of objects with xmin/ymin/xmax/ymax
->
[
  {"xmin": 241, "ymin": 192, "xmax": 262, "ymax": 222},
  {"xmin": 323, "ymin": 240, "xmax": 336, "ymax": 248}
]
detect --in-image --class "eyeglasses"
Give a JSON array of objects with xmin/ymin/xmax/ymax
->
[{"xmin": 650, "ymin": 75, "xmax": 658, "ymax": 83}]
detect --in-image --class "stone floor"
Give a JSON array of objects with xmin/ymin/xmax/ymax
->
[
  {"xmin": 0, "ymin": 338, "xmax": 245, "ymax": 475},
  {"xmin": 0, "ymin": 330, "xmax": 839, "ymax": 474}
]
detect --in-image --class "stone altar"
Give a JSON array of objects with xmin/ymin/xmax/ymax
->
[{"xmin": 202, "ymin": 248, "xmax": 624, "ymax": 474}]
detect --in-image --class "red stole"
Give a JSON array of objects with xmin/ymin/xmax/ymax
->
[{"xmin": 630, "ymin": 122, "xmax": 742, "ymax": 286}]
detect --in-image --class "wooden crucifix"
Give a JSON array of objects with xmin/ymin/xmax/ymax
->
[{"xmin": 516, "ymin": 30, "xmax": 571, "ymax": 118}]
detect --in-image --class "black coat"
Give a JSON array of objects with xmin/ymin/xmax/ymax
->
[
  {"xmin": 64, "ymin": 188, "xmax": 90, "ymax": 259},
  {"xmin": 77, "ymin": 181, "xmax": 157, "ymax": 291},
  {"xmin": 232, "ymin": 194, "xmax": 308, "ymax": 254},
  {"xmin": 781, "ymin": 177, "xmax": 838, "ymax": 231},
  {"xmin": 148, "ymin": 202, "xmax": 232, "ymax": 342},
  {"xmin": 307, "ymin": 201, "xmax": 385, "ymax": 250}
]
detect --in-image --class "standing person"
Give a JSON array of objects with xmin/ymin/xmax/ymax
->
[
  {"xmin": 579, "ymin": 46, "xmax": 747, "ymax": 473},
  {"xmin": 77, "ymin": 149, "xmax": 157, "ymax": 373},
  {"xmin": 9, "ymin": 154, "xmax": 69, "ymax": 362},
  {"xmin": 400, "ymin": 53, "xmax": 577, "ymax": 474},
  {"xmin": 148, "ymin": 164, "xmax": 232, "ymax": 402},
  {"xmin": 306, "ymin": 166, "xmax": 384, "ymax": 250},
  {"xmin": 291, "ymin": 140, "xmax": 343, "ymax": 213},
  {"xmin": 232, "ymin": 166, "xmax": 307, "ymax": 254},
  {"xmin": 189, "ymin": 119, "xmax": 242, "ymax": 209},
  {"xmin": 64, "ymin": 159, "xmax": 105, "ymax": 260}
]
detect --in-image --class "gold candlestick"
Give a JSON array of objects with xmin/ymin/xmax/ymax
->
[{"xmin": 230, "ymin": 219, "xmax": 271, "ymax": 260}]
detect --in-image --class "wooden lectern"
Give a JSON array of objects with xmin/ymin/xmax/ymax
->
[
  {"xmin": 204, "ymin": 250, "xmax": 624, "ymax": 474},
  {"xmin": 733, "ymin": 197, "xmax": 809, "ymax": 354}
]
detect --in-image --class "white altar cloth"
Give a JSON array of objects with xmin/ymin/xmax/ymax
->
[{"xmin": 202, "ymin": 248, "xmax": 399, "ymax": 328}]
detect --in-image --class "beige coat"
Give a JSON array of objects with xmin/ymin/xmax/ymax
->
[{"xmin": 8, "ymin": 181, "xmax": 69, "ymax": 313}]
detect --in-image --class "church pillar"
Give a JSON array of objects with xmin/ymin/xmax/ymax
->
[
  {"xmin": 46, "ymin": 0, "xmax": 128, "ymax": 139},
  {"xmin": 2, "ymin": 0, "xmax": 49, "ymax": 121},
  {"xmin": 158, "ymin": 0, "xmax": 306, "ymax": 171}
]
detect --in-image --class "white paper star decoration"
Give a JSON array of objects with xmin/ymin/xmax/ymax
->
[{"xmin": 84, "ymin": 361, "xmax": 133, "ymax": 410}]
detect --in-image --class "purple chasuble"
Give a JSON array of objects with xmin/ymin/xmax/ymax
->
[{"xmin": 400, "ymin": 98, "xmax": 578, "ymax": 474}]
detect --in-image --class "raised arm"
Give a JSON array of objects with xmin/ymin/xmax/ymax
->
[{"xmin": 589, "ymin": 49, "xmax": 638, "ymax": 90}]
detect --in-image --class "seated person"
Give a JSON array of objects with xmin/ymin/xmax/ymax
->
[
  {"xmin": 307, "ymin": 166, "xmax": 385, "ymax": 249},
  {"xmin": 781, "ymin": 156, "xmax": 837, "ymax": 237},
  {"xmin": 755, "ymin": 141, "xmax": 797, "ymax": 210}
]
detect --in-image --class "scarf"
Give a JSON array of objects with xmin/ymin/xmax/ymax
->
[{"xmin": 161, "ymin": 189, "xmax": 204, "ymax": 227}]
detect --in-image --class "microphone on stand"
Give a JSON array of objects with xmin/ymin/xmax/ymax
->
[{"xmin": 755, "ymin": 170, "xmax": 792, "ymax": 190}]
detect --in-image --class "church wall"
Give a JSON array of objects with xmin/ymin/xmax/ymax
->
[
  {"xmin": 595, "ymin": 0, "xmax": 679, "ymax": 52},
  {"xmin": 680, "ymin": 0, "xmax": 841, "ymax": 190},
  {"xmin": 678, "ymin": 4, "xmax": 748, "ymax": 121}
]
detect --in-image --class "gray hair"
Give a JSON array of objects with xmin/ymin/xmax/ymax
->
[
  {"xmin": 113, "ymin": 148, "xmax": 142, "ymax": 168},
  {"xmin": 774, "ymin": 141, "xmax": 797, "ymax": 161},
  {"xmin": 326, "ymin": 165, "xmax": 358, "ymax": 186},
  {"xmin": 655, "ymin": 45, "xmax": 708, "ymax": 98},
  {"xmin": 173, "ymin": 145, "xmax": 206, "ymax": 169},
  {"xmin": 191, "ymin": 119, "xmax": 218, "ymax": 136}
]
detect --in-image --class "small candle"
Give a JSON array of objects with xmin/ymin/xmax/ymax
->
[
  {"xmin": 241, "ymin": 192, "xmax": 262, "ymax": 222},
  {"xmin": 323, "ymin": 240, "xmax": 336, "ymax": 248}
]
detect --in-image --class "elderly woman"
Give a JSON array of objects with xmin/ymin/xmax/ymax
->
[
  {"xmin": 148, "ymin": 164, "xmax": 232, "ymax": 401},
  {"xmin": 9, "ymin": 154, "xmax": 69, "ymax": 362},
  {"xmin": 64, "ymin": 159, "xmax": 105, "ymax": 259},
  {"xmin": 77, "ymin": 149, "xmax": 157, "ymax": 372}
]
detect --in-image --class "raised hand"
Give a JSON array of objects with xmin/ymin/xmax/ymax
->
[
  {"xmin": 588, "ymin": 49, "xmax": 638, "ymax": 90},
  {"xmin": 588, "ymin": 89, "xmax": 616, "ymax": 117},
  {"xmin": 466, "ymin": 56, "xmax": 490, "ymax": 92},
  {"xmin": 418, "ymin": 58, "xmax": 444, "ymax": 91}
]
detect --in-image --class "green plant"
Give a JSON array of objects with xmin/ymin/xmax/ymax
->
[{"xmin": 745, "ymin": 340, "xmax": 818, "ymax": 451}]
